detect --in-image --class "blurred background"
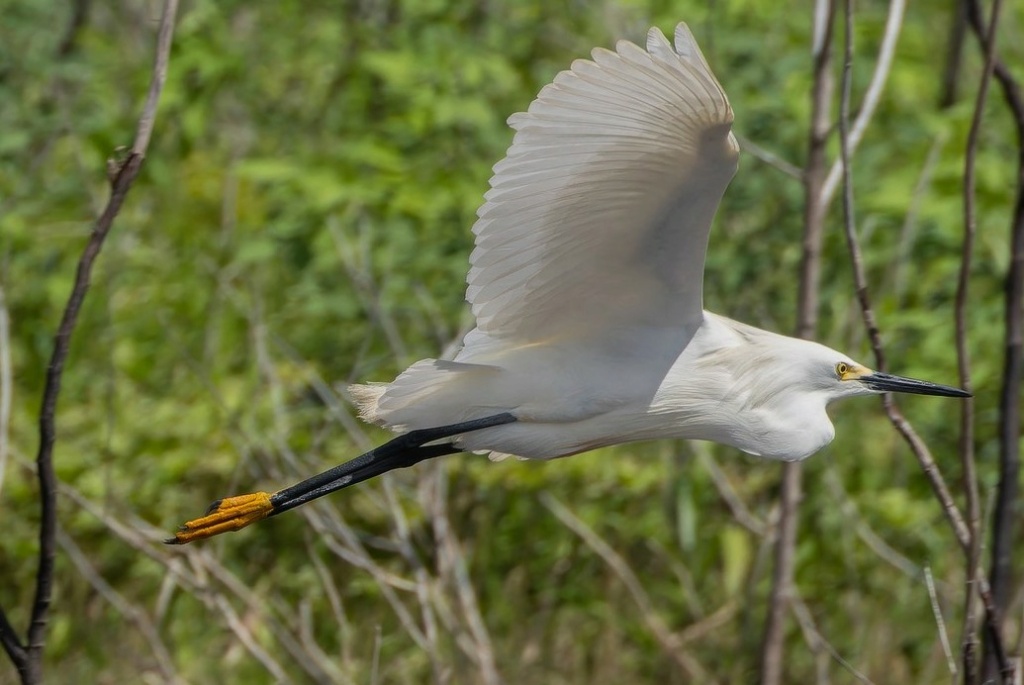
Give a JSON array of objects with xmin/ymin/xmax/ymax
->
[{"xmin": 1, "ymin": 0, "xmax": 1021, "ymax": 682}]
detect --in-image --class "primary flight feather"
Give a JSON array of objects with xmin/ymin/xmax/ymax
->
[{"xmin": 170, "ymin": 23, "xmax": 967, "ymax": 543}]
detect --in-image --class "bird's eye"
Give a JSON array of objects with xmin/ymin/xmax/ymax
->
[{"xmin": 836, "ymin": 362, "xmax": 849, "ymax": 378}]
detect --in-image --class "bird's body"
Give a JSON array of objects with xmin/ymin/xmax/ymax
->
[
  {"xmin": 171, "ymin": 22, "xmax": 968, "ymax": 544},
  {"xmin": 350, "ymin": 25, "xmax": 866, "ymax": 462},
  {"xmin": 354, "ymin": 312, "xmax": 851, "ymax": 462}
]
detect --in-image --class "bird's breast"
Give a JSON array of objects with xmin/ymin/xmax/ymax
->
[
  {"xmin": 736, "ymin": 405, "xmax": 836, "ymax": 461},
  {"xmin": 647, "ymin": 373, "xmax": 837, "ymax": 461}
]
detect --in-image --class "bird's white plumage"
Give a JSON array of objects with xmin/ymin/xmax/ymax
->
[
  {"xmin": 171, "ymin": 21, "xmax": 969, "ymax": 546},
  {"xmin": 354, "ymin": 26, "xmax": 738, "ymax": 439},
  {"xmin": 350, "ymin": 23, "xmax": 965, "ymax": 463},
  {"xmin": 467, "ymin": 25, "xmax": 737, "ymax": 342}
]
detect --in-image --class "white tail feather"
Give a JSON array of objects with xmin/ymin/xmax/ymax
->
[{"xmin": 350, "ymin": 358, "xmax": 505, "ymax": 433}]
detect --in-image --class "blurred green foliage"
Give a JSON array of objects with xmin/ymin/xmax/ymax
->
[{"xmin": 1, "ymin": 0, "xmax": 1021, "ymax": 683}]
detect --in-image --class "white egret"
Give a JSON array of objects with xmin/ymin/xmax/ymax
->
[{"xmin": 170, "ymin": 23, "xmax": 967, "ymax": 544}]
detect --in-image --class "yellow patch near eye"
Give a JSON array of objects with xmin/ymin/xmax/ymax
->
[{"xmin": 836, "ymin": 362, "xmax": 870, "ymax": 381}]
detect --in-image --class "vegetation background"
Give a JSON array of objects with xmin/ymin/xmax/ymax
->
[{"xmin": 0, "ymin": 0, "xmax": 1021, "ymax": 682}]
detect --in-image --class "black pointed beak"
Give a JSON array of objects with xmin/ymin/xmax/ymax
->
[{"xmin": 859, "ymin": 372, "xmax": 971, "ymax": 398}]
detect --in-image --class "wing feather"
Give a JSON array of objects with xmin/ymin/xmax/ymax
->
[{"xmin": 466, "ymin": 23, "xmax": 738, "ymax": 346}]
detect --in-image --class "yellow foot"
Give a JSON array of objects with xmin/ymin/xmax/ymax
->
[{"xmin": 166, "ymin": 492, "xmax": 274, "ymax": 544}]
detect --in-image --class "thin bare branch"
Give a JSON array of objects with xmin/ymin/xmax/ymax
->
[
  {"xmin": 0, "ymin": 2, "xmax": 179, "ymax": 682},
  {"xmin": 823, "ymin": 468, "xmax": 923, "ymax": 581},
  {"xmin": 964, "ymin": 0, "xmax": 1024, "ymax": 681},
  {"xmin": 0, "ymin": 287, "xmax": 11, "ymax": 499},
  {"xmin": 676, "ymin": 601, "xmax": 741, "ymax": 647},
  {"xmin": 761, "ymin": 461, "xmax": 802, "ymax": 685},
  {"xmin": 306, "ymin": 537, "xmax": 354, "ymax": 668},
  {"xmin": 837, "ymin": 0, "xmax": 879, "ymax": 369},
  {"xmin": 56, "ymin": 0, "xmax": 91, "ymax": 57},
  {"xmin": 795, "ymin": 0, "xmax": 837, "ymax": 341},
  {"xmin": 329, "ymin": 217, "xmax": 408, "ymax": 361},
  {"xmin": 940, "ymin": 0, "xmax": 969, "ymax": 108},
  {"xmin": 213, "ymin": 594, "xmax": 294, "ymax": 685},
  {"xmin": 736, "ymin": 135, "xmax": 803, "ymax": 180},
  {"xmin": 56, "ymin": 529, "xmax": 180, "ymax": 684},
  {"xmin": 381, "ymin": 477, "xmax": 445, "ymax": 684},
  {"xmin": 8, "ymin": 447, "xmax": 327, "ymax": 684},
  {"xmin": 925, "ymin": 566, "xmax": 959, "ymax": 680},
  {"xmin": 762, "ymin": 2, "xmax": 835, "ymax": 682},
  {"xmin": 884, "ymin": 408, "xmax": 970, "ymax": 548},
  {"xmin": 131, "ymin": 0, "xmax": 178, "ymax": 158},
  {"xmin": 833, "ymin": 26, "xmax": 984, "ymax": 685},
  {"xmin": 957, "ymin": 0, "xmax": 1004, "ymax": 675},
  {"xmin": 962, "ymin": 2, "xmax": 1024, "ymax": 682},
  {"xmin": 307, "ymin": 510, "xmax": 430, "ymax": 644},
  {"xmin": 831, "ymin": 0, "xmax": 972, "ymax": 559},
  {"xmin": 891, "ymin": 134, "xmax": 947, "ymax": 302},
  {"xmin": 791, "ymin": 592, "xmax": 875, "ymax": 684},
  {"xmin": 542, "ymin": 492, "xmax": 722, "ymax": 684},
  {"xmin": 0, "ymin": 611, "xmax": 23, "ymax": 679},
  {"xmin": 833, "ymin": 4, "xmax": 1001, "ymax": 680},
  {"xmin": 429, "ymin": 465, "xmax": 502, "ymax": 685},
  {"xmin": 820, "ymin": 0, "xmax": 906, "ymax": 207},
  {"xmin": 695, "ymin": 446, "xmax": 766, "ymax": 536},
  {"xmin": 370, "ymin": 625, "xmax": 383, "ymax": 685}
]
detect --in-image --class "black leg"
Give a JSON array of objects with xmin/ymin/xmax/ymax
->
[
  {"xmin": 168, "ymin": 412, "xmax": 517, "ymax": 543},
  {"xmin": 269, "ymin": 442, "xmax": 460, "ymax": 515},
  {"xmin": 269, "ymin": 411, "xmax": 517, "ymax": 514}
]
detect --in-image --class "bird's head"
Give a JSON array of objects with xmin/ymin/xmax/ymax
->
[
  {"xmin": 711, "ymin": 329, "xmax": 970, "ymax": 409},
  {"xmin": 814, "ymin": 355, "xmax": 971, "ymax": 403}
]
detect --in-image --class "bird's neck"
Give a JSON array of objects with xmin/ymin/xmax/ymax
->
[{"xmin": 640, "ymin": 313, "xmax": 835, "ymax": 459}]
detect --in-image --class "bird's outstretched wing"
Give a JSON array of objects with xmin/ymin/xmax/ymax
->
[{"xmin": 466, "ymin": 23, "xmax": 738, "ymax": 345}]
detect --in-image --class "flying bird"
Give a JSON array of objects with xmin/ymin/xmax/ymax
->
[{"xmin": 169, "ymin": 23, "xmax": 968, "ymax": 544}]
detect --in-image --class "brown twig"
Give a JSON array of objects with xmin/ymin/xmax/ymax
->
[
  {"xmin": 881, "ymin": 408, "xmax": 971, "ymax": 548},
  {"xmin": 837, "ymin": 0, "xmax": 880, "ymax": 373},
  {"xmin": 925, "ymin": 566, "xmax": 959, "ymax": 680},
  {"xmin": 835, "ymin": 2, "xmax": 981, "ymax": 677},
  {"xmin": 8, "ymin": 446, "xmax": 312, "ymax": 683},
  {"xmin": 963, "ymin": 0, "xmax": 1024, "ymax": 682},
  {"xmin": 761, "ymin": 462, "xmax": 803, "ymax": 685},
  {"xmin": 794, "ymin": 0, "xmax": 837, "ymax": 339},
  {"xmin": 833, "ymin": 9, "xmax": 987, "ymax": 680},
  {"xmin": 835, "ymin": 0, "xmax": 1010, "ymax": 680},
  {"xmin": 541, "ymin": 492, "xmax": 723, "ymax": 684},
  {"xmin": 819, "ymin": 0, "xmax": 907, "ymax": 208},
  {"xmin": 939, "ymin": 0, "xmax": 969, "ymax": 108},
  {"xmin": 0, "ymin": 2, "xmax": 178, "ymax": 682},
  {"xmin": 428, "ymin": 465, "xmax": 503, "ymax": 685},
  {"xmin": 0, "ymin": 287, "xmax": 11, "ymax": 499},
  {"xmin": 67, "ymin": 478, "xmax": 327, "ymax": 681},
  {"xmin": 760, "ymin": 3, "xmax": 834, "ymax": 683},
  {"xmin": 695, "ymin": 447, "xmax": 766, "ymax": 537},
  {"xmin": 380, "ymin": 477, "xmax": 445, "ymax": 683},
  {"xmin": 735, "ymin": 135, "xmax": 803, "ymax": 180},
  {"xmin": 832, "ymin": 0, "xmax": 973, "ymax": 559},
  {"xmin": 55, "ymin": 529, "xmax": 180, "ymax": 683},
  {"xmin": 791, "ymin": 591, "xmax": 875, "ymax": 684},
  {"xmin": 56, "ymin": 0, "xmax": 92, "ymax": 58},
  {"xmin": 957, "ymin": 0, "xmax": 1003, "ymax": 676}
]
